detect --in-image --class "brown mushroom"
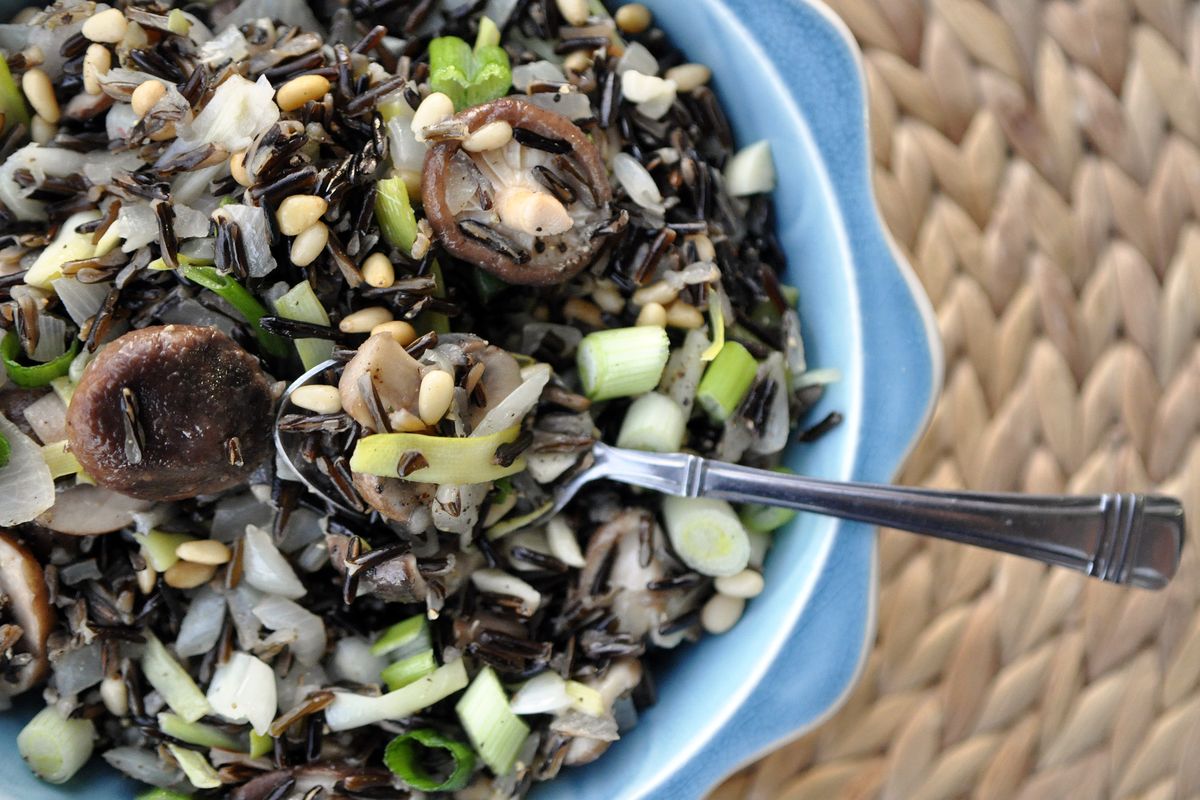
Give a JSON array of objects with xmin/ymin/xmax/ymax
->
[
  {"xmin": 350, "ymin": 472, "xmax": 435, "ymax": 531},
  {"xmin": 422, "ymin": 97, "xmax": 618, "ymax": 285},
  {"xmin": 0, "ymin": 531, "xmax": 53, "ymax": 697},
  {"xmin": 66, "ymin": 325, "xmax": 274, "ymax": 501},
  {"xmin": 337, "ymin": 333, "xmax": 422, "ymax": 432}
]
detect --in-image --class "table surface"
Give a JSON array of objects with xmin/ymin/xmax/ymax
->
[{"xmin": 712, "ymin": 0, "xmax": 1200, "ymax": 797}]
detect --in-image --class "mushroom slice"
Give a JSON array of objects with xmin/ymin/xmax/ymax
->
[
  {"xmin": 0, "ymin": 531, "xmax": 53, "ymax": 697},
  {"xmin": 338, "ymin": 333, "xmax": 422, "ymax": 432},
  {"xmin": 423, "ymin": 98, "xmax": 617, "ymax": 286},
  {"xmin": 350, "ymin": 472, "xmax": 435, "ymax": 531}
]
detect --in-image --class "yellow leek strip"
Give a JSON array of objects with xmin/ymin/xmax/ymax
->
[
  {"xmin": 700, "ymin": 299, "xmax": 726, "ymax": 362},
  {"xmin": 41, "ymin": 440, "xmax": 82, "ymax": 479},
  {"xmin": 350, "ymin": 425, "xmax": 525, "ymax": 484}
]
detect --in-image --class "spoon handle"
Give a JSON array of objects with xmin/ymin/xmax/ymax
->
[{"xmin": 593, "ymin": 445, "xmax": 1185, "ymax": 590}]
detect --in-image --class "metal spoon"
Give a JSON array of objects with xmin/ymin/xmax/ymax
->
[{"xmin": 277, "ymin": 361, "xmax": 1185, "ymax": 590}]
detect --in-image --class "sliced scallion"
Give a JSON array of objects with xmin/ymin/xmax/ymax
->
[
  {"xmin": 475, "ymin": 15, "xmax": 501, "ymax": 50},
  {"xmin": 383, "ymin": 728, "xmax": 476, "ymax": 792},
  {"xmin": 25, "ymin": 210, "xmax": 100, "ymax": 288},
  {"xmin": 134, "ymin": 530, "xmax": 196, "ymax": 572},
  {"xmin": 273, "ymin": 280, "xmax": 334, "ymax": 371},
  {"xmin": 0, "ymin": 432, "xmax": 9, "ymax": 469},
  {"xmin": 0, "ymin": 58, "xmax": 30, "ymax": 134},
  {"xmin": 576, "ymin": 325, "xmax": 670, "ymax": 401},
  {"xmin": 147, "ymin": 252, "xmax": 212, "ymax": 271},
  {"xmin": 661, "ymin": 496, "xmax": 751, "ymax": 577},
  {"xmin": 166, "ymin": 744, "xmax": 221, "ymax": 790},
  {"xmin": 615, "ymin": 392, "xmax": 686, "ymax": 453},
  {"xmin": 157, "ymin": 712, "xmax": 243, "ymax": 752},
  {"xmin": 370, "ymin": 614, "xmax": 430, "ymax": 658},
  {"xmin": 49, "ymin": 375, "xmax": 74, "ymax": 407},
  {"xmin": 739, "ymin": 467, "xmax": 800, "ymax": 533},
  {"xmin": 485, "ymin": 500, "xmax": 553, "ymax": 541},
  {"xmin": 695, "ymin": 341, "xmax": 757, "ymax": 422},
  {"xmin": 180, "ymin": 266, "xmax": 287, "ymax": 358},
  {"xmin": 2, "ymin": 332, "xmax": 79, "ymax": 388},
  {"xmin": 382, "ymin": 650, "xmax": 439, "ymax": 692},
  {"xmin": 700, "ymin": 295, "xmax": 726, "ymax": 362},
  {"xmin": 456, "ymin": 666, "xmax": 529, "ymax": 776},
  {"xmin": 376, "ymin": 176, "xmax": 419, "ymax": 255},
  {"xmin": 429, "ymin": 35, "xmax": 512, "ymax": 110},
  {"xmin": 16, "ymin": 706, "xmax": 95, "ymax": 784},
  {"xmin": 350, "ymin": 426, "xmax": 526, "ymax": 484},
  {"xmin": 135, "ymin": 790, "xmax": 193, "ymax": 800},
  {"xmin": 467, "ymin": 44, "xmax": 512, "ymax": 107},
  {"xmin": 248, "ymin": 731, "xmax": 273, "ymax": 759},
  {"xmin": 41, "ymin": 440, "xmax": 82, "ymax": 479},
  {"xmin": 141, "ymin": 634, "xmax": 212, "ymax": 724},
  {"xmin": 564, "ymin": 680, "xmax": 605, "ymax": 716},
  {"xmin": 325, "ymin": 658, "xmax": 469, "ymax": 732}
]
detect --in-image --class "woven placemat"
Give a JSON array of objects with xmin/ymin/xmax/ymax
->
[{"xmin": 710, "ymin": 0, "xmax": 1200, "ymax": 798}]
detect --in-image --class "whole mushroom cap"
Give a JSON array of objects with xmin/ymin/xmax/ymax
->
[{"xmin": 66, "ymin": 325, "xmax": 275, "ymax": 501}]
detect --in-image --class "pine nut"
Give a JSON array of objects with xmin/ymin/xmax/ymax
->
[
  {"xmin": 82, "ymin": 44, "xmax": 111, "ymax": 95},
  {"xmin": 176, "ymin": 539, "xmax": 232, "ymax": 566},
  {"xmin": 149, "ymin": 121, "xmax": 176, "ymax": 141},
  {"xmin": 339, "ymin": 306, "xmax": 393, "ymax": 333},
  {"xmin": 290, "ymin": 384, "xmax": 343, "ymax": 415},
  {"xmin": 390, "ymin": 408, "xmax": 427, "ymax": 432},
  {"xmin": 20, "ymin": 46, "xmax": 43, "ymax": 68},
  {"xmin": 665, "ymin": 63, "xmax": 712, "ymax": 92},
  {"xmin": 462, "ymin": 120, "xmax": 513, "ymax": 153},
  {"xmin": 635, "ymin": 301, "xmax": 666, "ymax": 327},
  {"xmin": 700, "ymin": 593, "xmax": 745, "ymax": 634},
  {"xmin": 362, "ymin": 252, "xmax": 395, "ymax": 288},
  {"xmin": 82, "ymin": 8, "xmax": 128, "ymax": 43},
  {"xmin": 563, "ymin": 51, "xmax": 592, "ymax": 74},
  {"xmin": 290, "ymin": 221, "xmax": 328, "ymax": 267},
  {"xmin": 714, "ymin": 569, "xmax": 765, "ymax": 599},
  {"xmin": 229, "ymin": 150, "xmax": 251, "ymax": 187},
  {"xmin": 615, "ymin": 3, "xmax": 652, "ymax": 33},
  {"xmin": 136, "ymin": 566, "xmax": 157, "ymax": 594},
  {"xmin": 563, "ymin": 297, "xmax": 603, "ymax": 328},
  {"xmin": 371, "ymin": 320, "xmax": 417, "ymax": 345},
  {"xmin": 100, "ymin": 674, "xmax": 128, "ymax": 716},
  {"xmin": 418, "ymin": 369, "xmax": 455, "ymax": 425},
  {"xmin": 123, "ymin": 21, "xmax": 148, "ymax": 48},
  {"xmin": 277, "ymin": 194, "xmax": 328, "ymax": 236},
  {"xmin": 665, "ymin": 300, "xmax": 705, "ymax": 329},
  {"xmin": 131, "ymin": 79, "xmax": 165, "ymax": 117},
  {"xmin": 592, "ymin": 282, "xmax": 625, "ymax": 314},
  {"xmin": 555, "ymin": 0, "xmax": 589, "ymax": 26},
  {"xmin": 21, "ymin": 68, "xmax": 59, "ymax": 124},
  {"xmin": 30, "ymin": 115, "xmax": 56, "ymax": 144},
  {"xmin": 163, "ymin": 560, "xmax": 216, "ymax": 589},
  {"xmin": 687, "ymin": 233, "xmax": 716, "ymax": 262},
  {"xmin": 276, "ymin": 74, "xmax": 330, "ymax": 112},
  {"xmin": 631, "ymin": 280, "xmax": 678, "ymax": 306},
  {"xmin": 411, "ymin": 92, "xmax": 455, "ymax": 142}
]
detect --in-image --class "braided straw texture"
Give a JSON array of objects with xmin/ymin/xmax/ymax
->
[{"xmin": 710, "ymin": 0, "xmax": 1200, "ymax": 797}]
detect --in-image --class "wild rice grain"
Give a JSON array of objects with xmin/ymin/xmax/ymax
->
[
  {"xmin": 714, "ymin": 569, "xmax": 765, "ymax": 599},
  {"xmin": 700, "ymin": 593, "xmax": 744, "ymax": 634},
  {"xmin": 164, "ymin": 560, "xmax": 216, "ymax": 589},
  {"xmin": 615, "ymin": 3, "xmax": 652, "ymax": 33},
  {"xmin": 82, "ymin": 44, "xmax": 111, "ymax": 95},
  {"xmin": 289, "ymin": 222, "xmax": 329, "ymax": 268},
  {"xmin": 291, "ymin": 384, "xmax": 343, "ymax": 415},
  {"xmin": 21, "ymin": 68, "xmax": 59, "ymax": 124},
  {"xmin": 277, "ymin": 194, "xmax": 329, "ymax": 236},
  {"xmin": 361, "ymin": 252, "xmax": 395, "ymax": 288},
  {"xmin": 370, "ymin": 320, "xmax": 417, "ymax": 345},
  {"xmin": 339, "ymin": 306, "xmax": 393, "ymax": 333},
  {"xmin": 175, "ymin": 540, "xmax": 233, "ymax": 566},
  {"xmin": 665, "ymin": 63, "xmax": 712, "ymax": 92},
  {"xmin": 82, "ymin": 8, "xmax": 128, "ymax": 43},
  {"xmin": 130, "ymin": 79, "xmax": 165, "ymax": 117},
  {"xmin": 277, "ymin": 74, "xmax": 331, "ymax": 112},
  {"xmin": 635, "ymin": 301, "xmax": 666, "ymax": 327},
  {"xmin": 418, "ymin": 370, "xmax": 455, "ymax": 425}
]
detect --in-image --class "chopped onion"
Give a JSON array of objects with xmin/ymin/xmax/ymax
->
[
  {"xmin": 252, "ymin": 594, "xmax": 326, "ymax": 666},
  {"xmin": 724, "ymin": 140, "xmax": 776, "ymax": 197},
  {"xmin": 612, "ymin": 153, "xmax": 664, "ymax": 213},
  {"xmin": 105, "ymin": 102, "xmax": 140, "ymax": 141},
  {"xmin": 385, "ymin": 111, "xmax": 428, "ymax": 176},
  {"xmin": 0, "ymin": 145, "xmax": 87, "ymax": 221},
  {"xmin": 471, "ymin": 569, "xmax": 540, "ymax": 615},
  {"xmin": 511, "ymin": 60, "xmax": 566, "ymax": 91},
  {"xmin": 526, "ymin": 451, "xmax": 579, "ymax": 483},
  {"xmin": 749, "ymin": 353, "xmax": 789, "ymax": 455},
  {"xmin": 483, "ymin": 0, "xmax": 520, "ymax": 26},
  {"xmin": 22, "ymin": 391, "xmax": 67, "ymax": 444},
  {"xmin": 216, "ymin": 0, "xmax": 324, "ymax": 36},
  {"xmin": 199, "ymin": 25, "xmax": 249, "ymax": 66},
  {"xmin": 660, "ymin": 328, "xmax": 710, "ymax": 414},
  {"xmin": 546, "ymin": 515, "xmax": 586, "ymax": 568},
  {"xmin": 616, "ymin": 42, "xmax": 658, "ymax": 76},
  {"xmin": 0, "ymin": 414, "xmax": 54, "ymax": 526},
  {"xmin": 211, "ymin": 492, "xmax": 273, "ymax": 543},
  {"xmin": 172, "ymin": 163, "xmax": 227, "ymax": 206},
  {"xmin": 206, "ymin": 651, "xmax": 276, "ymax": 735},
  {"xmin": 432, "ymin": 483, "xmax": 488, "ymax": 535},
  {"xmin": 214, "ymin": 204, "xmax": 278, "ymax": 278},
  {"xmin": 242, "ymin": 525, "xmax": 306, "ymax": 599},
  {"xmin": 81, "ymin": 151, "xmax": 143, "ymax": 186},
  {"xmin": 621, "ymin": 71, "xmax": 676, "ymax": 120},
  {"xmin": 330, "ymin": 637, "xmax": 387, "ymax": 685},
  {"xmin": 102, "ymin": 746, "xmax": 183, "ymax": 788},
  {"xmin": 50, "ymin": 642, "xmax": 103, "ymax": 697},
  {"xmin": 276, "ymin": 507, "xmax": 324, "ymax": 553},
  {"xmin": 159, "ymin": 298, "xmax": 237, "ymax": 337},
  {"xmin": 27, "ymin": 314, "xmax": 66, "ymax": 363},
  {"xmin": 225, "ymin": 582, "xmax": 265, "ymax": 650},
  {"xmin": 325, "ymin": 658, "xmax": 469, "ymax": 732},
  {"xmin": 471, "ymin": 363, "xmax": 551, "ymax": 439},
  {"xmin": 526, "ymin": 91, "xmax": 594, "ymax": 121},
  {"xmin": 188, "ymin": 74, "xmax": 280, "ymax": 153},
  {"xmin": 141, "ymin": 634, "xmax": 212, "ymax": 723},
  {"xmin": 509, "ymin": 669, "xmax": 571, "ymax": 715},
  {"xmin": 51, "ymin": 277, "xmax": 110, "ymax": 329},
  {"xmin": 37, "ymin": 485, "xmax": 153, "ymax": 535},
  {"xmin": 175, "ymin": 587, "xmax": 227, "ymax": 658}
]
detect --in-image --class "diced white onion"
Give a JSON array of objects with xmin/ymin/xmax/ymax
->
[
  {"xmin": 82, "ymin": 151, "xmax": 144, "ymax": 186},
  {"xmin": 511, "ymin": 60, "xmax": 567, "ymax": 91},
  {"xmin": 215, "ymin": 0, "xmax": 324, "ymax": 36},
  {"xmin": 52, "ymin": 277, "xmax": 111, "ymax": 328},
  {"xmin": 471, "ymin": 569, "xmax": 541, "ymax": 616},
  {"xmin": 175, "ymin": 587, "xmax": 227, "ymax": 658},
  {"xmin": 385, "ymin": 112, "xmax": 428, "ymax": 176},
  {"xmin": 28, "ymin": 313, "xmax": 67, "ymax": 363},
  {"xmin": 51, "ymin": 642, "xmax": 104, "ymax": 697},
  {"xmin": 612, "ymin": 153, "xmax": 663, "ymax": 213},
  {"xmin": 188, "ymin": 74, "xmax": 280, "ymax": 153},
  {"xmin": 210, "ymin": 492, "xmax": 273, "ymax": 543},
  {"xmin": 510, "ymin": 670, "xmax": 571, "ymax": 715},
  {"xmin": 621, "ymin": 71, "xmax": 676, "ymax": 120},
  {"xmin": 329, "ymin": 637, "xmax": 387, "ymax": 686},
  {"xmin": 0, "ymin": 145, "xmax": 87, "ymax": 221},
  {"xmin": 199, "ymin": 25, "xmax": 249, "ymax": 66},
  {"xmin": 242, "ymin": 525, "xmax": 306, "ymax": 599},
  {"xmin": 214, "ymin": 204, "xmax": 278, "ymax": 278},
  {"xmin": 22, "ymin": 391, "xmax": 67, "ymax": 445},
  {"xmin": 526, "ymin": 91, "xmax": 593, "ymax": 121},
  {"xmin": 483, "ymin": 0, "xmax": 520, "ymax": 27},
  {"xmin": 471, "ymin": 364, "xmax": 551, "ymax": 438},
  {"xmin": 0, "ymin": 415, "xmax": 54, "ymax": 526},
  {"xmin": 724, "ymin": 140, "xmax": 776, "ymax": 197},
  {"xmin": 206, "ymin": 651, "xmax": 277, "ymax": 735},
  {"xmin": 616, "ymin": 42, "xmax": 658, "ymax": 76},
  {"xmin": 37, "ymin": 485, "xmax": 153, "ymax": 535},
  {"xmin": 105, "ymin": 102, "xmax": 141, "ymax": 141},
  {"xmin": 546, "ymin": 515, "xmax": 585, "ymax": 568},
  {"xmin": 252, "ymin": 594, "xmax": 326, "ymax": 666},
  {"xmin": 749, "ymin": 352, "xmax": 789, "ymax": 455},
  {"xmin": 225, "ymin": 582, "xmax": 264, "ymax": 650}
]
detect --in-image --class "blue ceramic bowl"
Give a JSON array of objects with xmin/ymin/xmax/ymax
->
[{"xmin": 0, "ymin": 0, "xmax": 940, "ymax": 797}]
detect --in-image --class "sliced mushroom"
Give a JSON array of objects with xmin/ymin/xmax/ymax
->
[
  {"xmin": 66, "ymin": 325, "xmax": 275, "ymax": 501},
  {"xmin": 0, "ymin": 531, "xmax": 53, "ymax": 697},
  {"xmin": 423, "ymin": 98, "xmax": 617, "ymax": 285},
  {"xmin": 338, "ymin": 333, "xmax": 422, "ymax": 432},
  {"xmin": 37, "ymin": 485, "xmax": 155, "ymax": 535},
  {"xmin": 427, "ymin": 333, "xmax": 523, "ymax": 428},
  {"xmin": 350, "ymin": 472, "xmax": 435, "ymax": 530}
]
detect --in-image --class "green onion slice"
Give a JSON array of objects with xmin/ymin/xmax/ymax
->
[
  {"xmin": 1, "ymin": 332, "xmax": 79, "ymax": 388},
  {"xmin": 135, "ymin": 790, "xmax": 194, "ymax": 800},
  {"xmin": 370, "ymin": 613, "xmax": 430, "ymax": 658},
  {"xmin": 661, "ymin": 496, "xmax": 751, "ymax": 577},
  {"xmin": 0, "ymin": 431, "xmax": 9, "ymax": 469},
  {"xmin": 456, "ymin": 666, "xmax": 529, "ymax": 776},
  {"xmin": 695, "ymin": 340, "xmax": 757, "ymax": 422},
  {"xmin": 350, "ymin": 426, "xmax": 527, "ymax": 485},
  {"xmin": 381, "ymin": 649, "xmax": 438, "ymax": 692},
  {"xmin": 429, "ymin": 34, "xmax": 512, "ymax": 110},
  {"xmin": 180, "ymin": 266, "xmax": 287, "ymax": 358},
  {"xmin": 273, "ymin": 280, "xmax": 334, "ymax": 371},
  {"xmin": 0, "ymin": 58, "xmax": 30, "ymax": 133},
  {"xmin": 16, "ymin": 706, "xmax": 95, "ymax": 784},
  {"xmin": 376, "ymin": 177, "xmax": 419, "ymax": 253},
  {"xmin": 576, "ymin": 325, "xmax": 670, "ymax": 401},
  {"xmin": 384, "ymin": 728, "xmax": 477, "ymax": 792},
  {"xmin": 615, "ymin": 392, "xmax": 686, "ymax": 453},
  {"xmin": 739, "ymin": 467, "xmax": 800, "ymax": 533}
]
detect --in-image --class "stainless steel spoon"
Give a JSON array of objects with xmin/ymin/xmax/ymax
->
[{"xmin": 277, "ymin": 361, "xmax": 1185, "ymax": 590}]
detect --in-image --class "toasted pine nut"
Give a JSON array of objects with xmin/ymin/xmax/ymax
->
[
  {"xmin": 592, "ymin": 283, "xmax": 625, "ymax": 314},
  {"xmin": 411, "ymin": 92, "xmax": 454, "ymax": 142},
  {"xmin": 390, "ymin": 408, "xmax": 427, "ymax": 432},
  {"xmin": 371, "ymin": 320, "xmax": 417, "ymax": 345},
  {"xmin": 563, "ymin": 51, "xmax": 592, "ymax": 74},
  {"xmin": 290, "ymin": 222, "xmax": 329, "ymax": 267},
  {"xmin": 30, "ymin": 115, "xmax": 56, "ymax": 144},
  {"xmin": 700, "ymin": 593, "xmax": 745, "ymax": 634},
  {"xmin": 82, "ymin": 8, "xmax": 128, "ymax": 43},
  {"xmin": 290, "ymin": 384, "xmax": 343, "ymax": 415},
  {"xmin": 563, "ymin": 297, "xmax": 603, "ymax": 328},
  {"xmin": 362, "ymin": 252, "xmax": 395, "ymax": 288},
  {"xmin": 131, "ymin": 79, "xmax": 165, "ymax": 117},
  {"xmin": 686, "ymin": 233, "xmax": 716, "ymax": 262},
  {"xmin": 631, "ymin": 280, "xmax": 679, "ymax": 306},
  {"xmin": 175, "ymin": 539, "xmax": 233, "ymax": 566},
  {"xmin": 714, "ymin": 569, "xmax": 765, "ymax": 599},
  {"xmin": 229, "ymin": 150, "xmax": 251, "ymax": 187},
  {"xmin": 615, "ymin": 3, "xmax": 652, "ymax": 33},
  {"xmin": 665, "ymin": 300, "xmax": 705, "ymax": 329},
  {"xmin": 339, "ymin": 306, "xmax": 393, "ymax": 333},
  {"xmin": 635, "ymin": 301, "xmax": 667, "ymax": 327},
  {"xmin": 463, "ymin": 120, "xmax": 514, "ymax": 153},
  {"xmin": 100, "ymin": 674, "xmax": 128, "ymax": 716},
  {"xmin": 136, "ymin": 566, "xmax": 157, "ymax": 594},
  {"xmin": 665, "ymin": 63, "xmax": 711, "ymax": 92},
  {"xmin": 21, "ymin": 68, "xmax": 59, "ymax": 124},
  {"xmin": 163, "ymin": 560, "xmax": 216, "ymax": 589},
  {"xmin": 555, "ymin": 0, "xmax": 589, "ymax": 25},
  {"xmin": 276, "ymin": 74, "xmax": 330, "ymax": 112},
  {"xmin": 276, "ymin": 194, "xmax": 328, "ymax": 236},
  {"xmin": 82, "ymin": 44, "xmax": 111, "ymax": 95},
  {"xmin": 418, "ymin": 369, "xmax": 455, "ymax": 425}
]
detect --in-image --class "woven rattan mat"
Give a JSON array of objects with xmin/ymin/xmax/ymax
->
[{"xmin": 709, "ymin": 0, "xmax": 1200, "ymax": 798}]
